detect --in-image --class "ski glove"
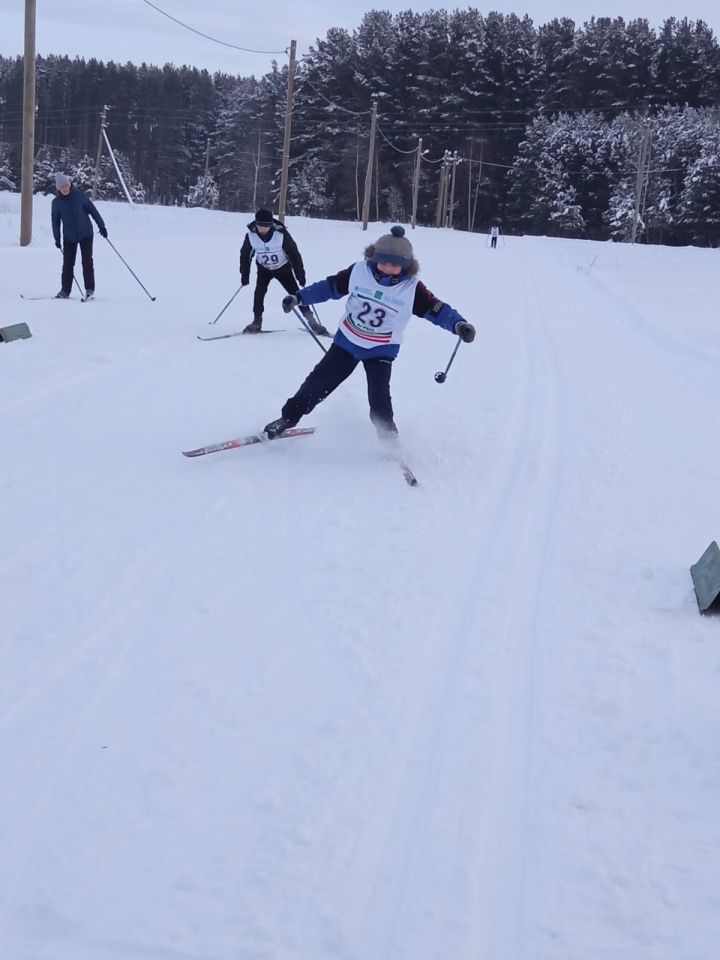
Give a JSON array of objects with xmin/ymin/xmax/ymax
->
[
  {"xmin": 455, "ymin": 321, "xmax": 475, "ymax": 343},
  {"xmin": 99, "ymin": 226, "xmax": 108, "ymax": 238},
  {"xmin": 282, "ymin": 294, "xmax": 300, "ymax": 314},
  {"xmin": 296, "ymin": 274, "xmax": 306, "ymax": 287}
]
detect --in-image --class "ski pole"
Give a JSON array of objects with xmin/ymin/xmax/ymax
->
[
  {"xmin": 103, "ymin": 236, "xmax": 156, "ymax": 301},
  {"xmin": 434, "ymin": 337, "xmax": 462, "ymax": 384},
  {"xmin": 293, "ymin": 306, "xmax": 327, "ymax": 355},
  {"xmin": 209, "ymin": 284, "xmax": 245, "ymax": 325}
]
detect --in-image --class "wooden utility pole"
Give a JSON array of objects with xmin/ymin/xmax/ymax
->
[
  {"xmin": 436, "ymin": 152, "xmax": 452, "ymax": 227},
  {"xmin": 355, "ymin": 134, "xmax": 361, "ymax": 220},
  {"xmin": 253, "ymin": 127, "xmax": 263, "ymax": 212},
  {"xmin": 448, "ymin": 151, "xmax": 459, "ymax": 228},
  {"xmin": 435, "ymin": 153, "xmax": 446, "ymax": 227},
  {"xmin": 631, "ymin": 125, "xmax": 651, "ymax": 244},
  {"xmin": 19, "ymin": 0, "xmax": 37, "ymax": 246},
  {"xmin": 204, "ymin": 137, "xmax": 211, "ymax": 175},
  {"xmin": 361, "ymin": 96, "xmax": 378, "ymax": 230},
  {"xmin": 470, "ymin": 140, "xmax": 484, "ymax": 232},
  {"xmin": 441, "ymin": 156, "xmax": 450, "ymax": 227},
  {"xmin": 411, "ymin": 138, "xmax": 422, "ymax": 229},
  {"xmin": 92, "ymin": 105, "xmax": 108, "ymax": 200},
  {"xmin": 467, "ymin": 141, "xmax": 474, "ymax": 229},
  {"xmin": 278, "ymin": 39, "xmax": 297, "ymax": 224}
]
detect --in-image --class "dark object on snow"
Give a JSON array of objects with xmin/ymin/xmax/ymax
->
[
  {"xmin": 435, "ymin": 335, "xmax": 463, "ymax": 384},
  {"xmin": 0, "ymin": 322, "xmax": 32, "ymax": 342},
  {"xmin": 690, "ymin": 541, "xmax": 720, "ymax": 613}
]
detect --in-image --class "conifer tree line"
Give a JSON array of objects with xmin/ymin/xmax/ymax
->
[{"xmin": 0, "ymin": 11, "xmax": 719, "ymax": 244}]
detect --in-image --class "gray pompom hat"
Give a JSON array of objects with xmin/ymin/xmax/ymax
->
[
  {"xmin": 371, "ymin": 225, "xmax": 414, "ymax": 269},
  {"xmin": 55, "ymin": 172, "xmax": 71, "ymax": 189}
]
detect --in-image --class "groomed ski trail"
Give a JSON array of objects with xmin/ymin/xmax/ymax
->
[{"xmin": 352, "ymin": 241, "xmax": 567, "ymax": 960}]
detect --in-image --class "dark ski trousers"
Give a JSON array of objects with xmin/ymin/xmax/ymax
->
[
  {"xmin": 282, "ymin": 343, "xmax": 397, "ymax": 434},
  {"xmin": 490, "ymin": 236, "xmax": 497, "ymax": 249},
  {"xmin": 61, "ymin": 236, "xmax": 95, "ymax": 294},
  {"xmin": 253, "ymin": 263, "xmax": 312, "ymax": 321}
]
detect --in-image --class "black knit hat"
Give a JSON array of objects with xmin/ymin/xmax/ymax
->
[
  {"xmin": 371, "ymin": 225, "xmax": 414, "ymax": 269},
  {"xmin": 255, "ymin": 208, "xmax": 274, "ymax": 226}
]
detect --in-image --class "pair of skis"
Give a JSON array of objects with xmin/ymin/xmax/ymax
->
[
  {"xmin": 197, "ymin": 329, "xmax": 283, "ymax": 341},
  {"xmin": 182, "ymin": 428, "xmax": 418, "ymax": 486},
  {"xmin": 197, "ymin": 326, "xmax": 321, "ymax": 342},
  {"xmin": 21, "ymin": 293, "xmax": 95, "ymax": 303}
]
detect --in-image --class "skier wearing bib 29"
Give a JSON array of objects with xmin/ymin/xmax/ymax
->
[
  {"xmin": 239, "ymin": 209, "xmax": 330, "ymax": 336},
  {"xmin": 263, "ymin": 226, "xmax": 475, "ymax": 440}
]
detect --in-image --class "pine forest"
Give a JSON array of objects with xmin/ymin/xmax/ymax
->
[{"xmin": 1, "ymin": 10, "xmax": 719, "ymax": 245}]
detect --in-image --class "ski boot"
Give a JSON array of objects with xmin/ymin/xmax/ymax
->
[
  {"xmin": 243, "ymin": 316, "xmax": 263, "ymax": 334},
  {"xmin": 304, "ymin": 311, "xmax": 331, "ymax": 337},
  {"xmin": 263, "ymin": 416, "xmax": 297, "ymax": 440}
]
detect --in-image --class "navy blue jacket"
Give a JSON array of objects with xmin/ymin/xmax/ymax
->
[{"xmin": 51, "ymin": 188, "xmax": 106, "ymax": 244}]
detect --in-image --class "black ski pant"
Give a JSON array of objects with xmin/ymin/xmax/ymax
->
[
  {"xmin": 253, "ymin": 262, "xmax": 312, "ymax": 321},
  {"xmin": 490, "ymin": 236, "xmax": 497, "ymax": 249},
  {"xmin": 61, "ymin": 236, "xmax": 95, "ymax": 294},
  {"xmin": 281, "ymin": 343, "xmax": 397, "ymax": 434}
]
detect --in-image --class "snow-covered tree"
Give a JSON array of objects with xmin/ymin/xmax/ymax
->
[
  {"xmin": 680, "ymin": 148, "xmax": 720, "ymax": 244},
  {"xmin": 33, "ymin": 146, "xmax": 59, "ymax": 193},
  {"xmin": 288, "ymin": 158, "xmax": 331, "ymax": 217},
  {"xmin": 606, "ymin": 179, "xmax": 637, "ymax": 241},
  {"xmin": 0, "ymin": 142, "xmax": 17, "ymax": 190},
  {"xmin": 382, "ymin": 184, "xmax": 406, "ymax": 222},
  {"xmin": 70, "ymin": 154, "xmax": 96, "ymax": 192},
  {"xmin": 186, "ymin": 172, "xmax": 219, "ymax": 209}
]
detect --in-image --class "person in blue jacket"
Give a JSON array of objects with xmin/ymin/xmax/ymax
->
[
  {"xmin": 51, "ymin": 173, "xmax": 107, "ymax": 299},
  {"xmin": 262, "ymin": 225, "xmax": 475, "ymax": 440}
]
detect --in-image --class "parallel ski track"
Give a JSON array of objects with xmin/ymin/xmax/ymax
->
[{"xmin": 352, "ymin": 244, "xmax": 567, "ymax": 960}]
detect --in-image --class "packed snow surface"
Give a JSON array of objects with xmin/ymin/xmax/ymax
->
[{"xmin": 2, "ymin": 194, "xmax": 719, "ymax": 959}]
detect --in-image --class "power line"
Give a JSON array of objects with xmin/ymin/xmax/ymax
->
[
  {"xmin": 140, "ymin": 0, "xmax": 287, "ymax": 55},
  {"xmin": 295, "ymin": 68, "xmax": 370, "ymax": 117},
  {"xmin": 376, "ymin": 124, "xmax": 418, "ymax": 154}
]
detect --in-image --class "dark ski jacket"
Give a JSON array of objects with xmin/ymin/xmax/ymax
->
[
  {"xmin": 51, "ymin": 188, "xmax": 106, "ymax": 244},
  {"xmin": 239, "ymin": 218, "xmax": 307, "ymax": 286},
  {"xmin": 296, "ymin": 261, "xmax": 466, "ymax": 360}
]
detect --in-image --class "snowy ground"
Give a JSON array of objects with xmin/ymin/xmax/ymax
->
[{"xmin": 2, "ymin": 193, "xmax": 720, "ymax": 960}]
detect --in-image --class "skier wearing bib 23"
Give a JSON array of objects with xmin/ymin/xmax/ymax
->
[
  {"xmin": 239, "ymin": 208, "xmax": 330, "ymax": 336},
  {"xmin": 263, "ymin": 226, "xmax": 475, "ymax": 440}
]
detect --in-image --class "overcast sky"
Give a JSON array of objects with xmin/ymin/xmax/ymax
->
[{"xmin": 1, "ymin": 0, "xmax": 718, "ymax": 77}]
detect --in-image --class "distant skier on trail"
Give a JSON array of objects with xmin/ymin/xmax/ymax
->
[
  {"xmin": 239, "ymin": 208, "xmax": 330, "ymax": 336},
  {"xmin": 489, "ymin": 224, "xmax": 501, "ymax": 249},
  {"xmin": 262, "ymin": 225, "xmax": 475, "ymax": 441},
  {"xmin": 51, "ymin": 172, "xmax": 107, "ymax": 299}
]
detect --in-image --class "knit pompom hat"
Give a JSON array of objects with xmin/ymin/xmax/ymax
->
[
  {"xmin": 55, "ymin": 173, "xmax": 71, "ymax": 189},
  {"xmin": 370, "ymin": 225, "xmax": 414, "ymax": 269}
]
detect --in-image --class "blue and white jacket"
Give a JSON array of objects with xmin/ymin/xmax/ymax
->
[{"xmin": 297, "ymin": 260, "xmax": 466, "ymax": 360}]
